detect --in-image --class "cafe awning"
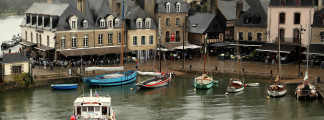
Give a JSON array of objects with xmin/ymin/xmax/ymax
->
[
  {"xmin": 35, "ymin": 45, "xmax": 55, "ymax": 52},
  {"xmin": 303, "ymin": 44, "xmax": 324, "ymax": 56},
  {"xmin": 256, "ymin": 43, "xmax": 298, "ymax": 53},
  {"xmin": 20, "ymin": 41, "xmax": 36, "ymax": 47},
  {"xmin": 59, "ymin": 46, "xmax": 131, "ymax": 57},
  {"xmin": 161, "ymin": 42, "xmax": 200, "ymax": 51},
  {"xmin": 230, "ymin": 41, "xmax": 265, "ymax": 47},
  {"xmin": 209, "ymin": 41, "xmax": 234, "ymax": 47}
]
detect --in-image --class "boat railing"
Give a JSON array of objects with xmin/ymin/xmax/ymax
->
[{"xmin": 79, "ymin": 92, "xmax": 111, "ymax": 98}]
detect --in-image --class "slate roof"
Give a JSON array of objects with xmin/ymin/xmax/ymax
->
[
  {"xmin": 25, "ymin": 3, "xmax": 69, "ymax": 16},
  {"xmin": 312, "ymin": 8, "xmax": 324, "ymax": 27},
  {"xmin": 188, "ymin": 13, "xmax": 224, "ymax": 34},
  {"xmin": 218, "ymin": 0, "xmax": 250, "ymax": 20},
  {"xmin": 124, "ymin": 5, "xmax": 157, "ymax": 30},
  {"xmin": 269, "ymin": 0, "xmax": 314, "ymax": 7},
  {"xmin": 235, "ymin": 0, "xmax": 268, "ymax": 27},
  {"xmin": 156, "ymin": 0, "xmax": 188, "ymax": 13},
  {"xmin": 260, "ymin": 0, "xmax": 270, "ymax": 14},
  {"xmin": 2, "ymin": 53, "xmax": 30, "ymax": 64}
]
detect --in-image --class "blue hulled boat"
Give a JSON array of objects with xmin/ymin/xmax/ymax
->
[
  {"xmin": 82, "ymin": 70, "xmax": 137, "ymax": 86},
  {"xmin": 51, "ymin": 84, "xmax": 78, "ymax": 90}
]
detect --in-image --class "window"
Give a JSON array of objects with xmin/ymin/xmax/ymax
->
[
  {"xmin": 61, "ymin": 36, "xmax": 65, "ymax": 48},
  {"xmin": 296, "ymin": 0, "xmax": 300, "ymax": 6},
  {"xmin": 98, "ymin": 34, "xmax": 103, "ymax": 45},
  {"xmin": 100, "ymin": 19, "xmax": 105, "ymax": 27},
  {"xmin": 279, "ymin": 13, "xmax": 285, "ymax": 24},
  {"xmin": 47, "ymin": 35, "xmax": 49, "ymax": 46},
  {"xmin": 133, "ymin": 36, "xmax": 137, "ymax": 45},
  {"xmin": 141, "ymin": 50, "xmax": 146, "ymax": 58},
  {"xmin": 108, "ymin": 33, "xmax": 113, "ymax": 44},
  {"xmin": 176, "ymin": 18, "xmax": 180, "ymax": 26},
  {"xmin": 36, "ymin": 33, "xmax": 38, "ymax": 44},
  {"xmin": 257, "ymin": 33, "xmax": 262, "ymax": 41},
  {"xmin": 12, "ymin": 65, "xmax": 22, "ymax": 74},
  {"xmin": 72, "ymin": 21, "xmax": 76, "ymax": 29},
  {"xmin": 145, "ymin": 18, "xmax": 151, "ymax": 29},
  {"xmin": 149, "ymin": 49, "xmax": 153, "ymax": 56},
  {"xmin": 31, "ymin": 33, "xmax": 33, "ymax": 42},
  {"xmin": 166, "ymin": 2, "xmax": 171, "ymax": 12},
  {"xmin": 239, "ymin": 32, "xmax": 243, "ymax": 40},
  {"xmin": 280, "ymin": 0, "xmax": 286, "ymax": 5},
  {"xmin": 321, "ymin": 35, "xmax": 324, "ymax": 43},
  {"xmin": 39, "ymin": 34, "xmax": 42, "ymax": 45},
  {"xmin": 279, "ymin": 29, "xmax": 285, "ymax": 42},
  {"xmin": 72, "ymin": 35, "xmax": 77, "ymax": 48},
  {"xmin": 82, "ymin": 107, "xmax": 87, "ymax": 112},
  {"xmin": 88, "ymin": 106, "xmax": 94, "ymax": 112},
  {"xmin": 115, "ymin": 19, "xmax": 119, "ymax": 27},
  {"xmin": 176, "ymin": 2, "xmax": 181, "ymax": 12},
  {"xmin": 322, "ymin": 15, "xmax": 324, "ymax": 24},
  {"xmin": 149, "ymin": 35, "xmax": 154, "ymax": 44},
  {"xmin": 253, "ymin": 14, "xmax": 261, "ymax": 24},
  {"xmin": 95, "ymin": 107, "xmax": 100, "ymax": 112},
  {"xmin": 117, "ymin": 33, "xmax": 121, "ymax": 44},
  {"xmin": 108, "ymin": 20, "xmax": 112, "ymax": 28},
  {"xmin": 141, "ymin": 36, "xmax": 145, "ymax": 45},
  {"xmin": 136, "ymin": 18, "xmax": 143, "ymax": 29},
  {"xmin": 244, "ymin": 14, "xmax": 251, "ymax": 24},
  {"xmin": 166, "ymin": 18, "xmax": 170, "ymax": 26},
  {"xmin": 248, "ymin": 32, "xmax": 252, "ymax": 41},
  {"xmin": 294, "ymin": 13, "xmax": 300, "ymax": 24},
  {"xmin": 176, "ymin": 31, "xmax": 180, "ymax": 42},
  {"xmin": 166, "ymin": 31, "xmax": 170, "ymax": 42},
  {"xmin": 83, "ymin": 20, "xmax": 88, "ymax": 28},
  {"xmin": 293, "ymin": 29, "xmax": 300, "ymax": 43},
  {"xmin": 83, "ymin": 35, "xmax": 88, "ymax": 47},
  {"xmin": 25, "ymin": 31, "xmax": 27, "ymax": 41}
]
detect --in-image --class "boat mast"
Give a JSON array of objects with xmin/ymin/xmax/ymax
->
[
  {"xmin": 203, "ymin": 33, "xmax": 207, "ymax": 74},
  {"xmin": 158, "ymin": 17, "xmax": 162, "ymax": 73},
  {"xmin": 278, "ymin": 30, "xmax": 281, "ymax": 78},
  {"xmin": 121, "ymin": 1, "xmax": 125, "ymax": 72},
  {"xmin": 236, "ymin": 37, "xmax": 239, "ymax": 79}
]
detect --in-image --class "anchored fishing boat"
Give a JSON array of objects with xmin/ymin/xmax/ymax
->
[
  {"xmin": 267, "ymin": 35, "xmax": 287, "ymax": 97},
  {"xmin": 227, "ymin": 39, "xmax": 244, "ymax": 93},
  {"xmin": 82, "ymin": 2, "xmax": 137, "ymax": 87},
  {"xmin": 51, "ymin": 84, "xmax": 78, "ymax": 90},
  {"xmin": 71, "ymin": 89, "xmax": 115, "ymax": 120},
  {"xmin": 136, "ymin": 17, "xmax": 174, "ymax": 89},
  {"xmin": 194, "ymin": 34, "xmax": 215, "ymax": 89}
]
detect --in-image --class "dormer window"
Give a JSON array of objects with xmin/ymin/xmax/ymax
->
[
  {"xmin": 166, "ymin": 2, "xmax": 171, "ymax": 12},
  {"xmin": 83, "ymin": 20, "xmax": 88, "ymax": 28},
  {"xmin": 136, "ymin": 18, "xmax": 143, "ymax": 29},
  {"xmin": 243, "ymin": 14, "xmax": 251, "ymax": 24},
  {"xmin": 100, "ymin": 18, "xmax": 105, "ymax": 27},
  {"xmin": 145, "ymin": 18, "xmax": 151, "ymax": 29},
  {"xmin": 115, "ymin": 18, "xmax": 120, "ymax": 27},
  {"xmin": 176, "ymin": 2, "xmax": 181, "ymax": 12},
  {"xmin": 252, "ymin": 14, "xmax": 261, "ymax": 24},
  {"xmin": 280, "ymin": 0, "xmax": 286, "ymax": 5},
  {"xmin": 69, "ymin": 15, "xmax": 78, "ymax": 30},
  {"xmin": 107, "ymin": 15, "xmax": 114, "ymax": 28}
]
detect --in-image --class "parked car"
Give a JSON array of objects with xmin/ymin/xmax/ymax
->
[
  {"xmin": 1, "ymin": 42, "xmax": 8, "ymax": 49},
  {"xmin": 2, "ymin": 41, "xmax": 14, "ymax": 48}
]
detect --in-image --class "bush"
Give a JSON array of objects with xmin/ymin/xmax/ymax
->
[{"xmin": 13, "ymin": 73, "xmax": 33, "ymax": 87}]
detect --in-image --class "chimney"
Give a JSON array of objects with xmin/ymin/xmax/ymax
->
[
  {"xmin": 109, "ymin": 0, "xmax": 121, "ymax": 16},
  {"xmin": 236, "ymin": 0, "xmax": 243, "ymax": 20},
  {"xmin": 144, "ymin": 0, "xmax": 156, "ymax": 18},
  {"xmin": 207, "ymin": 0, "xmax": 218, "ymax": 13},
  {"xmin": 77, "ymin": 0, "xmax": 86, "ymax": 14},
  {"xmin": 47, "ymin": 0, "xmax": 53, "ymax": 3}
]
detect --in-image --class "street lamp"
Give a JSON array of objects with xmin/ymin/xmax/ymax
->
[{"xmin": 298, "ymin": 25, "xmax": 306, "ymax": 77}]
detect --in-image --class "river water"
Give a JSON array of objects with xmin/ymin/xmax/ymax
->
[{"xmin": 1, "ymin": 75, "xmax": 324, "ymax": 120}]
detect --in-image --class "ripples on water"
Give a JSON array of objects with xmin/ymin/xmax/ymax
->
[{"xmin": 1, "ymin": 75, "xmax": 324, "ymax": 120}]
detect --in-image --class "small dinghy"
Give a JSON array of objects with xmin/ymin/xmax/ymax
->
[
  {"xmin": 245, "ymin": 83, "xmax": 259, "ymax": 87},
  {"xmin": 51, "ymin": 84, "xmax": 78, "ymax": 90}
]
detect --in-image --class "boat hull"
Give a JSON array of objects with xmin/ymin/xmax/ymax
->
[
  {"xmin": 295, "ymin": 83, "xmax": 317, "ymax": 99},
  {"xmin": 137, "ymin": 73, "xmax": 172, "ymax": 89},
  {"xmin": 51, "ymin": 84, "xmax": 78, "ymax": 90},
  {"xmin": 194, "ymin": 76, "xmax": 214, "ymax": 89},
  {"xmin": 267, "ymin": 89, "xmax": 287, "ymax": 97},
  {"xmin": 227, "ymin": 86, "xmax": 244, "ymax": 93},
  {"xmin": 83, "ymin": 70, "xmax": 137, "ymax": 86}
]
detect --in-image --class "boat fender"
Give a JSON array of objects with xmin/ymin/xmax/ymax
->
[
  {"xmin": 225, "ymin": 92, "xmax": 228, "ymax": 95},
  {"xmin": 130, "ymin": 88, "xmax": 134, "ymax": 91},
  {"xmin": 70, "ymin": 115, "xmax": 76, "ymax": 120},
  {"xmin": 109, "ymin": 116, "xmax": 112, "ymax": 120},
  {"xmin": 267, "ymin": 96, "xmax": 270, "ymax": 99},
  {"xmin": 193, "ymin": 88, "xmax": 196, "ymax": 91},
  {"xmin": 244, "ymin": 85, "xmax": 247, "ymax": 87}
]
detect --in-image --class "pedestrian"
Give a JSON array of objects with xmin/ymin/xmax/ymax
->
[
  {"xmin": 43, "ymin": 59, "xmax": 47, "ymax": 70},
  {"xmin": 19, "ymin": 48, "xmax": 21, "ymax": 53},
  {"xmin": 136, "ymin": 61, "xmax": 138, "ymax": 70}
]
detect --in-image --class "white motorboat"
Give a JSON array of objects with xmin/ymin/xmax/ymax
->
[
  {"xmin": 72, "ymin": 89, "xmax": 115, "ymax": 120},
  {"xmin": 227, "ymin": 79, "xmax": 244, "ymax": 93}
]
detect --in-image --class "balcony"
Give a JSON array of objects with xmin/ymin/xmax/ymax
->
[
  {"xmin": 176, "ymin": 37, "xmax": 180, "ymax": 42},
  {"xmin": 166, "ymin": 38, "xmax": 170, "ymax": 42}
]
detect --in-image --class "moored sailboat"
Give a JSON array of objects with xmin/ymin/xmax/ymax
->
[
  {"xmin": 227, "ymin": 39, "xmax": 244, "ymax": 93},
  {"xmin": 194, "ymin": 34, "xmax": 215, "ymax": 89}
]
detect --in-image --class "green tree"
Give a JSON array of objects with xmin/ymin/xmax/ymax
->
[{"xmin": 0, "ymin": 0, "xmax": 8, "ymax": 15}]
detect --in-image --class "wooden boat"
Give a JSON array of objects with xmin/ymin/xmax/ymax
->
[
  {"xmin": 82, "ymin": 3, "xmax": 137, "ymax": 87},
  {"xmin": 71, "ymin": 89, "xmax": 115, "ymax": 120},
  {"xmin": 194, "ymin": 33, "xmax": 215, "ymax": 89},
  {"xmin": 267, "ymin": 34, "xmax": 287, "ymax": 97},
  {"xmin": 51, "ymin": 84, "xmax": 77, "ymax": 90},
  {"xmin": 295, "ymin": 44, "xmax": 317, "ymax": 99},
  {"xmin": 227, "ymin": 39, "xmax": 244, "ymax": 93}
]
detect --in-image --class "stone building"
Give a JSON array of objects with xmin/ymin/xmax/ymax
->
[
  {"xmin": 1, "ymin": 53, "xmax": 31, "ymax": 82},
  {"xmin": 20, "ymin": 0, "xmax": 157, "ymax": 60},
  {"xmin": 267, "ymin": 0, "xmax": 315, "ymax": 47},
  {"xmin": 234, "ymin": 0, "xmax": 269, "ymax": 42}
]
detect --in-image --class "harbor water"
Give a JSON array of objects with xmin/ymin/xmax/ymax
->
[
  {"xmin": 0, "ymin": 15, "xmax": 23, "ymax": 56},
  {"xmin": 1, "ymin": 75, "xmax": 324, "ymax": 120}
]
